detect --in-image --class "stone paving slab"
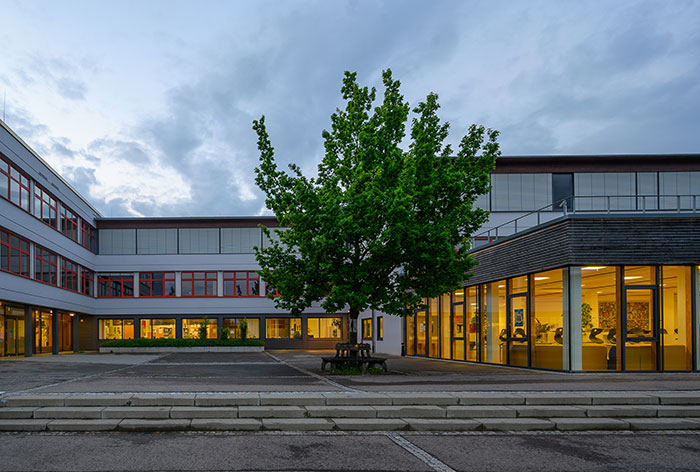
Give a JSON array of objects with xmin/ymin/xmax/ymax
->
[
  {"xmin": 389, "ymin": 394, "xmax": 458, "ymax": 405},
  {"xmin": 446, "ymin": 406, "xmax": 516, "ymax": 418},
  {"xmin": 523, "ymin": 393, "xmax": 592, "ymax": 405},
  {"xmin": 102, "ymin": 407, "xmax": 170, "ymax": 419},
  {"xmin": 305, "ymin": 406, "xmax": 377, "ymax": 418},
  {"xmin": 515, "ymin": 406, "xmax": 587, "ymax": 418},
  {"xmin": 238, "ymin": 406, "xmax": 306, "ymax": 418},
  {"xmin": 194, "ymin": 394, "xmax": 259, "ymax": 407},
  {"xmin": 34, "ymin": 407, "xmax": 104, "ymax": 419},
  {"xmin": 478, "ymin": 418, "xmax": 555, "ymax": 431},
  {"xmin": 4, "ymin": 395, "xmax": 67, "ymax": 407},
  {"xmin": 585, "ymin": 405, "xmax": 657, "ymax": 418},
  {"xmin": 656, "ymin": 393, "xmax": 700, "ymax": 405},
  {"xmin": 332, "ymin": 418, "xmax": 407, "ymax": 431},
  {"xmin": 0, "ymin": 407, "xmax": 36, "ymax": 419},
  {"xmin": 170, "ymin": 407, "xmax": 238, "ymax": 419},
  {"xmin": 259, "ymin": 394, "xmax": 326, "ymax": 406},
  {"xmin": 625, "ymin": 418, "xmax": 700, "ymax": 430},
  {"xmin": 190, "ymin": 419, "xmax": 262, "ymax": 431},
  {"xmin": 656, "ymin": 405, "xmax": 700, "ymax": 417},
  {"xmin": 590, "ymin": 393, "xmax": 658, "ymax": 405},
  {"xmin": 406, "ymin": 418, "xmax": 481, "ymax": 431},
  {"xmin": 323, "ymin": 394, "xmax": 392, "ymax": 406},
  {"xmin": 375, "ymin": 406, "xmax": 446, "ymax": 418},
  {"xmin": 457, "ymin": 393, "xmax": 525, "ymax": 405},
  {"xmin": 553, "ymin": 418, "xmax": 630, "ymax": 431},
  {"xmin": 47, "ymin": 419, "xmax": 121, "ymax": 431},
  {"xmin": 130, "ymin": 394, "xmax": 196, "ymax": 406},
  {"xmin": 262, "ymin": 418, "xmax": 334, "ymax": 431},
  {"xmin": 0, "ymin": 419, "xmax": 50, "ymax": 431},
  {"xmin": 64, "ymin": 395, "xmax": 132, "ymax": 407},
  {"xmin": 118, "ymin": 419, "xmax": 191, "ymax": 431}
]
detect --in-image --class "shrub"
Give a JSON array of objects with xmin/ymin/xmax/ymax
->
[
  {"xmin": 239, "ymin": 319, "xmax": 248, "ymax": 341},
  {"xmin": 100, "ymin": 338, "xmax": 264, "ymax": 348},
  {"xmin": 220, "ymin": 327, "xmax": 230, "ymax": 340},
  {"xmin": 198, "ymin": 317, "xmax": 209, "ymax": 340}
]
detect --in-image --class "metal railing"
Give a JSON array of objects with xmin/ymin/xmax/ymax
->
[{"xmin": 471, "ymin": 194, "xmax": 700, "ymax": 250}]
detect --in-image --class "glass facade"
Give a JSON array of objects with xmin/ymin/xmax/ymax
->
[
  {"xmin": 406, "ymin": 264, "xmax": 699, "ymax": 372},
  {"xmin": 266, "ymin": 318, "xmax": 302, "ymax": 339},
  {"xmin": 182, "ymin": 319, "xmax": 218, "ymax": 339},
  {"xmin": 99, "ymin": 319, "xmax": 135, "ymax": 339},
  {"xmin": 224, "ymin": 318, "xmax": 260, "ymax": 339},
  {"xmin": 140, "ymin": 319, "xmax": 176, "ymax": 339},
  {"xmin": 308, "ymin": 317, "xmax": 343, "ymax": 339}
]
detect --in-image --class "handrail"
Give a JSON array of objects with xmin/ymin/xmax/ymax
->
[{"xmin": 471, "ymin": 194, "xmax": 700, "ymax": 250}]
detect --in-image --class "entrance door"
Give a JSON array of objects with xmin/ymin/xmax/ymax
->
[
  {"xmin": 34, "ymin": 311, "xmax": 53, "ymax": 354},
  {"xmin": 623, "ymin": 287, "xmax": 659, "ymax": 371},
  {"xmin": 506, "ymin": 294, "xmax": 529, "ymax": 367},
  {"xmin": 415, "ymin": 310, "xmax": 427, "ymax": 356},
  {"xmin": 5, "ymin": 318, "xmax": 24, "ymax": 356}
]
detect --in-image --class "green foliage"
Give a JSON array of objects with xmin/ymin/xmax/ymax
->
[
  {"xmin": 253, "ymin": 69, "xmax": 499, "ymax": 328},
  {"xmin": 99, "ymin": 338, "xmax": 264, "ymax": 348},
  {"xmin": 581, "ymin": 303, "xmax": 593, "ymax": 330},
  {"xmin": 239, "ymin": 319, "xmax": 248, "ymax": 341},
  {"xmin": 198, "ymin": 317, "xmax": 209, "ymax": 340},
  {"xmin": 220, "ymin": 327, "xmax": 230, "ymax": 340}
]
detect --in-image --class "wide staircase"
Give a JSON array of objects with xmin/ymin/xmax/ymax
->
[{"xmin": 2, "ymin": 391, "xmax": 700, "ymax": 432}]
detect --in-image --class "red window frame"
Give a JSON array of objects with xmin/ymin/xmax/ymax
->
[
  {"xmin": 61, "ymin": 258, "xmax": 79, "ymax": 292},
  {"xmin": 35, "ymin": 245, "xmax": 58, "ymax": 286},
  {"xmin": 1, "ymin": 156, "xmax": 31, "ymax": 212},
  {"xmin": 181, "ymin": 271, "xmax": 217, "ymax": 297},
  {"xmin": 81, "ymin": 267, "xmax": 94, "ymax": 297},
  {"xmin": 0, "ymin": 227, "xmax": 30, "ymax": 278},
  {"xmin": 139, "ymin": 272, "xmax": 176, "ymax": 298},
  {"xmin": 60, "ymin": 206, "xmax": 79, "ymax": 242},
  {"xmin": 80, "ymin": 220, "xmax": 97, "ymax": 253},
  {"xmin": 33, "ymin": 184, "xmax": 58, "ymax": 229},
  {"xmin": 97, "ymin": 274, "xmax": 134, "ymax": 298},
  {"xmin": 223, "ymin": 271, "xmax": 260, "ymax": 297}
]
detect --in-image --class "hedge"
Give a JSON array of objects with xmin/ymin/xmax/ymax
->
[{"xmin": 99, "ymin": 338, "xmax": 265, "ymax": 348}]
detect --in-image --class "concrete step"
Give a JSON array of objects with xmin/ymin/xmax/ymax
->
[{"xmin": 4, "ymin": 392, "xmax": 700, "ymax": 409}]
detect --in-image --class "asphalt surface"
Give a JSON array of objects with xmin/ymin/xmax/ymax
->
[
  {"xmin": 1, "ymin": 431, "xmax": 699, "ymax": 471},
  {"xmin": 2, "ymin": 350, "xmax": 700, "ymax": 395}
]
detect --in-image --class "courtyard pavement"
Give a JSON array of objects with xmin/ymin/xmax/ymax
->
[{"xmin": 1, "ymin": 350, "xmax": 699, "ymax": 396}]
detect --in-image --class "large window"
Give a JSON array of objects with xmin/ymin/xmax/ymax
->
[
  {"xmin": 362, "ymin": 318, "xmax": 372, "ymax": 340},
  {"xmin": 34, "ymin": 246, "xmax": 58, "ymax": 286},
  {"xmin": 531, "ymin": 269, "xmax": 563, "ymax": 370},
  {"xmin": 139, "ymin": 272, "xmax": 176, "ymax": 297},
  {"xmin": 60, "ymin": 206, "xmax": 79, "ymax": 242},
  {"xmin": 0, "ymin": 229, "xmax": 30, "ymax": 277},
  {"xmin": 0, "ymin": 158, "xmax": 31, "ymax": 212},
  {"xmin": 81, "ymin": 268, "xmax": 94, "ymax": 297},
  {"xmin": 266, "ymin": 318, "xmax": 302, "ymax": 339},
  {"xmin": 99, "ymin": 319, "xmax": 134, "ymax": 339},
  {"xmin": 308, "ymin": 317, "xmax": 343, "ymax": 339},
  {"xmin": 182, "ymin": 319, "xmax": 218, "ymax": 339},
  {"xmin": 97, "ymin": 273, "xmax": 134, "ymax": 298},
  {"xmin": 575, "ymin": 172, "xmax": 636, "ymax": 210},
  {"xmin": 137, "ymin": 228, "xmax": 177, "ymax": 254},
  {"xmin": 223, "ymin": 271, "xmax": 259, "ymax": 297},
  {"xmin": 482, "ymin": 280, "xmax": 506, "ymax": 364},
  {"xmin": 61, "ymin": 258, "xmax": 79, "ymax": 292},
  {"xmin": 220, "ymin": 228, "xmax": 261, "ymax": 253},
  {"xmin": 181, "ymin": 271, "xmax": 217, "ymax": 297},
  {"xmin": 98, "ymin": 229, "xmax": 136, "ymax": 255},
  {"xmin": 491, "ymin": 173, "xmax": 551, "ymax": 211},
  {"xmin": 178, "ymin": 228, "xmax": 219, "ymax": 254},
  {"xmin": 662, "ymin": 266, "xmax": 693, "ymax": 371},
  {"xmin": 581, "ymin": 266, "xmax": 619, "ymax": 371},
  {"xmin": 224, "ymin": 318, "xmax": 261, "ymax": 339},
  {"xmin": 81, "ymin": 221, "xmax": 97, "ymax": 253},
  {"xmin": 33, "ymin": 185, "xmax": 57, "ymax": 228},
  {"xmin": 140, "ymin": 319, "xmax": 175, "ymax": 339},
  {"xmin": 377, "ymin": 317, "xmax": 383, "ymax": 340}
]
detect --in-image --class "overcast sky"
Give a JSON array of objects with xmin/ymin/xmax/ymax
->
[{"xmin": 1, "ymin": 0, "xmax": 698, "ymax": 217}]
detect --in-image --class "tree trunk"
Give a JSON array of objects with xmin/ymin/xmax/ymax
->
[{"xmin": 348, "ymin": 306, "xmax": 359, "ymax": 344}]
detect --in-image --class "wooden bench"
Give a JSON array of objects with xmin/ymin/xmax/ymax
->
[{"xmin": 321, "ymin": 343, "xmax": 388, "ymax": 374}]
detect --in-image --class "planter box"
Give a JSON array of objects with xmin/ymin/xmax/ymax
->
[{"xmin": 99, "ymin": 346, "xmax": 265, "ymax": 354}]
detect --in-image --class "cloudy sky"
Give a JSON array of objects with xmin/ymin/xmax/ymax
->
[{"xmin": 1, "ymin": 0, "xmax": 698, "ymax": 217}]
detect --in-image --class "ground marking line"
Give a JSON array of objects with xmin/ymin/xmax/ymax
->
[
  {"xmin": 263, "ymin": 352, "xmax": 362, "ymax": 393},
  {"xmin": 386, "ymin": 433, "xmax": 456, "ymax": 472}
]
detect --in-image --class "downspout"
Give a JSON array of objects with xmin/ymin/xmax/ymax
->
[{"xmin": 371, "ymin": 309, "xmax": 376, "ymax": 353}]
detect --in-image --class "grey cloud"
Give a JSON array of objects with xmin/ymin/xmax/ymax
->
[
  {"xmin": 16, "ymin": 55, "xmax": 89, "ymax": 102},
  {"xmin": 55, "ymin": 77, "xmax": 87, "ymax": 101},
  {"xmin": 62, "ymin": 165, "xmax": 98, "ymax": 199},
  {"xmin": 88, "ymin": 138, "xmax": 152, "ymax": 165}
]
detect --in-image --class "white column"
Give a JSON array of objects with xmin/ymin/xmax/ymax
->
[
  {"xmin": 568, "ymin": 267, "xmax": 583, "ymax": 370},
  {"xmin": 133, "ymin": 272, "xmax": 139, "ymax": 298}
]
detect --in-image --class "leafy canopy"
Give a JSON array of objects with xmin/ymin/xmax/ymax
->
[{"xmin": 253, "ymin": 69, "xmax": 499, "ymax": 320}]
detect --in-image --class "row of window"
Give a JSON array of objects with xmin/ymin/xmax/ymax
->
[
  {"xmin": 361, "ymin": 317, "xmax": 384, "ymax": 340},
  {"xmin": 96, "ymin": 271, "xmax": 277, "ymax": 298},
  {"xmin": 0, "ymin": 154, "xmax": 97, "ymax": 252},
  {"xmin": 0, "ymin": 227, "xmax": 94, "ymax": 296},
  {"xmin": 99, "ymin": 317, "xmax": 343, "ymax": 340}
]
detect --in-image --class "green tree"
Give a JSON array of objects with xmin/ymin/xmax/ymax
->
[{"xmin": 253, "ymin": 69, "xmax": 499, "ymax": 341}]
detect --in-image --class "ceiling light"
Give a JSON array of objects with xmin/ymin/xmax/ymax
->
[
  {"xmin": 534, "ymin": 277, "xmax": 549, "ymax": 281},
  {"xmin": 624, "ymin": 276, "xmax": 642, "ymax": 280},
  {"xmin": 582, "ymin": 266, "xmax": 606, "ymax": 271}
]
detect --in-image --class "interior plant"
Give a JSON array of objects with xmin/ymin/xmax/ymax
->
[
  {"xmin": 198, "ymin": 316, "xmax": 209, "ymax": 340},
  {"xmin": 220, "ymin": 327, "xmax": 230, "ymax": 340},
  {"xmin": 239, "ymin": 318, "xmax": 248, "ymax": 341}
]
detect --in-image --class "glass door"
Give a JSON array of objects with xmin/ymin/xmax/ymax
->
[
  {"xmin": 623, "ymin": 287, "xmax": 659, "ymax": 371},
  {"xmin": 507, "ymin": 294, "xmax": 529, "ymax": 367},
  {"xmin": 451, "ymin": 293, "xmax": 466, "ymax": 361},
  {"xmin": 415, "ymin": 309, "xmax": 427, "ymax": 356},
  {"xmin": 5, "ymin": 318, "xmax": 24, "ymax": 356}
]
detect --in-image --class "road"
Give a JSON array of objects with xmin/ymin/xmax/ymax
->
[{"xmin": 2, "ymin": 431, "xmax": 700, "ymax": 471}]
